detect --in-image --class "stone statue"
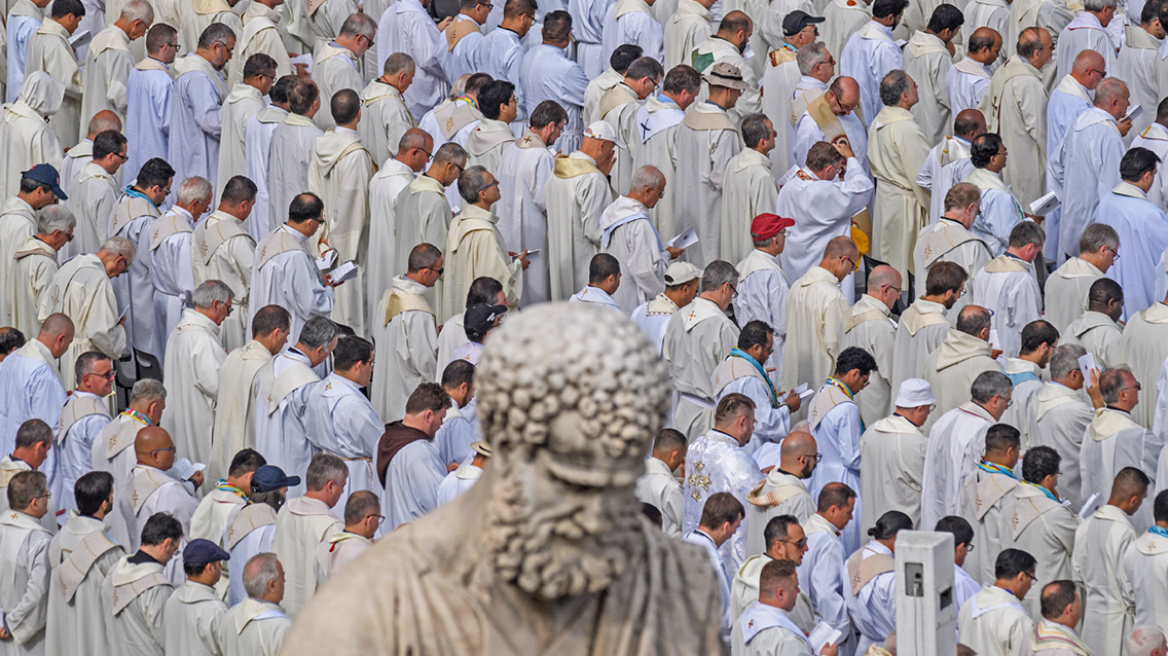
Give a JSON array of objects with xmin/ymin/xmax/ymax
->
[{"xmin": 280, "ymin": 303, "xmax": 726, "ymax": 655}]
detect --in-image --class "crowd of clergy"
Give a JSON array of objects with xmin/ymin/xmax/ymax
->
[{"xmin": 5, "ymin": 0, "xmax": 1168, "ymax": 649}]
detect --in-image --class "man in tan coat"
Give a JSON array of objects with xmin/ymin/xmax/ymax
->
[
  {"xmin": 838, "ymin": 265, "xmax": 901, "ymax": 425},
  {"xmin": 921, "ymin": 304, "xmax": 1003, "ymax": 433},
  {"xmin": 79, "ymin": 1, "xmax": 151, "ymax": 131},
  {"xmin": 888, "ymin": 261, "xmax": 966, "ymax": 411},
  {"xmin": 859, "ymin": 378, "xmax": 933, "ymax": 536},
  {"xmin": 192, "ymin": 176, "xmax": 257, "ymax": 352}
]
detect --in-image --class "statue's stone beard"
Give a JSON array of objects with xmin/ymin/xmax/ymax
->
[{"xmin": 484, "ymin": 458, "xmax": 645, "ymax": 601}]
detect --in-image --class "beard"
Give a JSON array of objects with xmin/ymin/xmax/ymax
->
[{"xmin": 484, "ymin": 458, "xmax": 645, "ymax": 600}]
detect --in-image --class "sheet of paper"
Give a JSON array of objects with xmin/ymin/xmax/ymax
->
[
  {"xmin": 809, "ymin": 622, "xmax": 842, "ymax": 652},
  {"xmin": 514, "ymin": 249, "xmax": 540, "ymax": 260},
  {"xmin": 291, "ymin": 53, "xmax": 313, "ymax": 73},
  {"xmin": 793, "ymin": 383, "xmax": 815, "ymax": 400},
  {"xmin": 1078, "ymin": 352, "xmax": 1098, "ymax": 381},
  {"xmin": 989, "ymin": 329, "xmax": 1001, "ymax": 351},
  {"xmin": 1124, "ymin": 104, "xmax": 1142, "ymax": 122},
  {"xmin": 330, "ymin": 260, "xmax": 359, "ymax": 283},
  {"xmin": 667, "ymin": 226, "xmax": 698, "ymax": 250},
  {"xmin": 69, "ymin": 30, "xmax": 91, "ymax": 49},
  {"xmin": 1029, "ymin": 191, "xmax": 1060, "ymax": 216},
  {"xmin": 1079, "ymin": 492, "xmax": 1102, "ymax": 518},
  {"xmin": 315, "ymin": 249, "xmax": 337, "ymax": 271}
]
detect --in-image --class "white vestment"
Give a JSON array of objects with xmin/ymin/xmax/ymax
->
[
  {"xmin": 367, "ymin": 159, "xmax": 416, "ymax": 320},
  {"xmin": 0, "ymin": 73, "xmax": 63, "ymax": 201},
  {"xmin": 1111, "ymin": 303, "xmax": 1168, "ymax": 428},
  {"xmin": 103, "ymin": 555, "xmax": 174, "ymax": 656},
  {"xmin": 868, "ymin": 105, "xmax": 933, "ymax": 282},
  {"xmin": 271, "ymin": 495, "xmax": 342, "ymax": 618},
  {"xmin": 45, "ymin": 514, "xmax": 123, "ymax": 656},
  {"xmin": 252, "ymin": 348, "xmax": 319, "ymax": 497},
  {"xmin": 1029, "ymin": 382, "xmax": 1094, "ymax": 512},
  {"xmin": 733, "ymin": 250, "xmax": 790, "ymax": 383},
  {"xmin": 1080, "ymin": 408, "xmax": 1163, "ymax": 532},
  {"xmin": 24, "ymin": 19, "xmax": 82, "ymax": 148},
  {"xmin": 980, "ymin": 56, "xmax": 1048, "ymax": 212},
  {"xmin": 664, "ymin": 297, "xmax": 739, "ymax": 438},
  {"xmin": 777, "ymin": 161, "xmax": 873, "ymax": 285},
  {"xmin": 162, "ymin": 581, "xmax": 228, "ymax": 656},
  {"xmin": 888, "ymin": 298, "xmax": 950, "ymax": 414},
  {"xmin": 922, "ymin": 401, "xmax": 996, "ymax": 533},
  {"xmin": 634, "ymin": 456, "xmax": 685, "ymax": 537},
  {"xmin": 1097, "ymin": 183, "xmax": 1168, "ymax": 320},
  {"xmin": 217, "ymin": 83, "xmax": 266, "ymax": 198},
  {"xmin": 191, "ymin": 210, "xmax": 255, "ymax": 352},
  {"xmin": 519, "ymin": 44, "xmax": 588, "ymax": 152},
  {"xmin": 957, "ymin": 584, "xmax": 1034, "ymax": 656},
  {"xmin": 124, "ymin": 58, "xmax": 173, "ymax": 188},
  {"xmin": 781, "ymin": 266, "xmax": 847, "ymax": 412},
  {"xmin": 1044, "ymin": 256, "xmax": 1102, "ymax": 334},
  {"xmin": 545, "ymin": 151, "xmax": 613, "ymax": 300},
  {"xmin": 920, "ymin": 329, "xmax": 1002, "ymax": 434},
  {"xmin": 212, "ymin": 597, "xmax": 291, "ymax": 656},
  {"xmin": 36, "ymin": 254, "xmax": 124, "ymax": 390},
  {"xmin": 1073, "ymin": 504, "xmax": 1137, "ymax": 656},
  {"xmin": 971, "ymin": 254, "xmax": 1043, "ymax": 359},
  {"xmin": 371, "ymin": 276, "xmax": 438, "ymax": 423},
  {"xmin": 0, "ymin": 511, "xmax": 52, "ymax": 654},
  {"xmin": 168, "ymin": 54, "xmax": 228, "ymax": 200},
  {"xmin": 208, "ymin": 340, "xmax": 272, "ymax": 485},
  {"xmin": 496, "ymin": 131, "xmax": 555, "ymax": 305},
  {"xmin": 161, "ymin": 310, "xmax": 226, "ymax": 467},
  {"xmin": 682, "ymin": 429, "xmax": 763, "ymax": 577},
  {"xmin": 244, "ymin": 105, "xmax": 287, "ymax": 241},
  {"xmin": 672, "ymin": 101, "xmax": 741, "ymax": 267},
  {"xmin": 859, "ymin": 414, "xmax": 927, "ymax": 535},
  {"xmin": 380, "ymin": 432, "xmax": 446, "ymax": 529},
  {"xmin": 840, "ymin": 21, "xmax": 903, "ymax": 128},
  {"xmin": 304, "ymin": 373, "xmax": 384, "ymax": 512},
  {"xmin": 148, "ymin": 207, "xmax": 196, "ymax": 360},
  {"xmin": 1000, "ymin": 482, "xmax": 1078, "ymax": 619},
  {"xmin": 249, "ymin": 225, "xmax": 334, "ymax": 347}
]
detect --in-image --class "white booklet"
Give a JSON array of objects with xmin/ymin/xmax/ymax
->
[
  {"xmin": 315, "ymin": 249, "xmax": 338, "ymax": 271},
  {"xmin": 809, "ymin": 622, "xmax": 843, "ymax": 652},
  {"xmin": 1079, "ymin": 492, "xmax": 1103, "ymax": 518},
  {"xmin": 330, "ymin": 260, "xmax": 359, "ymax": 283},
  {"xmin": 667, "ymin": 226, "xmax": 698, "ymax": 250},
  {"xmin": 1029, "ymin": 191, "xmax": 1060, "ymax": 216},
  {"xmin": 513, "ymin": 249, "xmax": 540, "ymax": 260},
  {"xmin": 1124, "ymin": 104, "xmax": 1143, "ymax": 122},
  {"xmin": 793, "ymin": 382, "xmax": 815, "ymax": 400},
  {"xmin": 69, "ymin": 30, "xmax": 92, "ymax": 49},
  {"xmin": 291, "ymin": 53, "xmax": 313, "ymax": 73},
  {"xmin": 1078, "ymin": 352, "xmax": 1098, "ymax": 382}
]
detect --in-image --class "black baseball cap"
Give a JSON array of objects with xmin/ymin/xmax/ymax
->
[
  {"xmin": 783, "ymin": 10, "xmax": 825, "ymax": 36},
  {"xmin": 21, "ymin": 164, "xmax": 67, "ymax": 200},
  {"xmin": 252, "ymin": 465, "xmax": 300, "ymax": 493}
]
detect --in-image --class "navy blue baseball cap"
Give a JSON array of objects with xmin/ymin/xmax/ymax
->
[
  {"xmin": 21, "ymin": 164, "xmax": 67, "ymax": 200},
  {"xmin": 252, "ymin": 465, "xmax": 300, "ymax": 493},
  {"xmin": 183, "ymin": 538, "xmax": 231, "ymax": 565}
]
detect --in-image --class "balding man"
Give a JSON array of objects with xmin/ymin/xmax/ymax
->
[
  {"xmin": 840, "ymin": 0, "xmax": 908, "ymax": 126},
  {"xmin": 920, "ymin": 307, "xmax": 1004, "ymax": 437},
  {"xmin": 981, "ymin": 27, "xmax": 1051, "ymax": 212},
  {"xmin": 915, "ymin": 183, "xmax": 994, "ymax": 323},
  {"xmin": 39, "ymin": 237, "xmax": 132, "ymax": 389},
  {"xmin": 314, "ymin": 491, "xmax": 379, "ymax": 584},
  {"xmin": 313, "ymin": 14, "xmax": 376, "ymax": 129},
  {"xmin": 215, "ymin": 552, "xmax": 291, "ymax": 655},
  {"xmin": 94, "ymin": 379, "xmax": 166, "ymax": 547},
  {"xmin": 918, "ymin": 109, "xmax": 984, "ymax": 225},
  {"xmin": 636, "ymin": 429, "xmax": 688, "ymax": 537},
  {"xmin": 1056, "ymin": 0, "xmax": 1118, "ymax": 81},
  {"xmin": 1097, "ymin": 149, "xmax": 1168, "ymax": 320},
  {"xmin": 1081, "ymin": 371, "xmax": 1161, "ymax": 528},
  {"xmin": 368, "ymin": 128, "xmax": 429, "ymax": 319},
  {"xmin": 0, "ymin": 312, "xmax": 73, "ymax": 463},
  {"xmin": 149, "ymin": 177, "xmax": 213, "ymax": 360},
  {"xmin": 360, "ymin": 53, "xmax": 417, "ymax": 168},
  {"xmin": 193, "ymin": 176, "xmax": 257, "ymax": 352},
  {"xmin": 394, "ymin": 142, "xmax": 466, "ymax": 311},
  {"xmin": 792, "ymin": 76, "xmax": 870, "ymax": 176},
  {"xmin": 546, "ymin": 124, "xmax": 617, "ymax": 299},
  {"xmin": 947, "ymin": 28, "xmax": 999, "ymax": 114},
  {"xmin": 1051, "ymin": 77, "xmax": 1130, "ymax": 262},
  {"xmin": 860, "ymin": 379, "xmax": 932, "ymax": 535},
  {"xmin": 62, "ymin": 112, "xmax": 122, "ymax": 205},
  {"xmin": 904, "ymin": 5, "xmax": 963, "ymax": 145},
  {"xmin": 691, "ymin": 12, "xmax": 762, "ymax": 123},
  {"xmin": 1112, "ymin": 284, "xmax": 1168, "ymax": 429},
  {"xmin": 744, "ymin": 432, "xmax": 818, "ymax": 556},
  {"xmin": 122, "ymin": 426, "xmax": 200, "ymax": 555},
  {"xmin": 839, "ymin": 266, "xmax": 900, "ymax": 424},
  {"xmin": 601, "ymin": 165, "xmax": 680, "ymax": 313},
  {"xmin": 868, "ymin": 70, "xmax": 932, "ymax": 285},
  {"xmin": 1046, "ymin": 52, "xmax": 1107, "ymax": 226},
  {"xmin": 1125, "ymin": 626, "xmax": 1168, "ymax": 656},
  {"xmin": 81, "ymin": 1, "xmax": 152, "ymax": 133}
]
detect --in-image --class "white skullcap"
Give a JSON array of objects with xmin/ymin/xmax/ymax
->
[
  {"xmin": 664, "ymin": 261, "xmax": 702, "ymax": 286},
  {"xmin": 584, "ymin": 121, "xmax": 625, "ymax": 148},
  {"xmin": 895, "ymin": 379, "xmax": 936, "ymax": 408}
]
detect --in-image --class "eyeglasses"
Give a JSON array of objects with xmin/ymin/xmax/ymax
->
[
  {"xmin": 428, "ymin": 266, "xmax": 445, "ymax": 276},
  {"xmin": 113, "ymin": 151, "xmax": 128, "ymax": 160},
  {"xmin": 803, "ymin": 453, "xmax": 823, "ymax": 462},
  {"xmin": 151, "ymin": 446, "xmax": 176, "ymax": 455},
  {"xmin": 964, "ymin": 543, "xmax": 974, "ymax": 552},
  {"xmin": 779, "ymin": 538, "xmax": 809, "ymax": 549},
  {"xmin": 1088, "ymin": 68, "xmax": 1106, "ymax": 77},
  {"xmin": 843, "ymin": 256, "xmax": 856, "ymax": 270},
  {"xmin": 359, "ymin": 35, "xmax": 374, "ymax": 48},
  {"xmin": 729, "ymin": 283, "xmax": 739, "ymax": 300},
  {"xmin": 1022, "ymin": 571, "xmax": 1038, "ymax": 583},
  {"xmin": 419, "ymin": 147, "xmax": 433, "ymax": 161},
  {"xmin": 1105, "ymin": 246, "xmax": 1120, "ymax": 260},
  {"xmin": 375, "ymin": 514, "xmax": 386, "ymax": 522},
  {"xmin": 484, "ymin": 180, "xmax": 499, "ymax": 190},
  {"xmin": 89, "ymin": 368, "xmax": 116, "ymax": 380},
  {"xmin": 882, "ymin": 284, "xmax": 903, "ymax": 295}
]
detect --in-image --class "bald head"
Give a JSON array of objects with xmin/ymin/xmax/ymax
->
[
  {"xmin": 1095, "ymin": 77, "xmax": 1130, "ymax": 117},
  {"xmin": 780, "ymin": 431, "xmax": 818, "ymax": 478},
  {"xmin": 38, "ymin": 313, "xmax": 75, "ymax": 358},
  {"xmin": 87, "ymin": 110, "xmax": 123, "ymax": 139},
  {"xmin": 829, "ymin": 76, "xmax": 860, "ymax": 108},
  {"xmin": 823, "ymin": 236, "xmax": 859, "ymax": 261},
  {"xmin": 1071, "ymin": 50, "xmax": 1106, "ymax": 90},
  {"xmin": 867, "ymin": 265, "xmax": 902, "ymax": 293},
  {"xmin": 954, "ymin": 109, "xmax": 986, "ymax": 140},
  {"xmin": 134, "ymin": 426, "xmax": 173, "ymax": 457}
]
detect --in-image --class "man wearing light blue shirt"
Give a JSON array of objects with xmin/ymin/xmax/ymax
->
[
  {"xmin": 520, "ymin": 11, "xmax": 590, "ymax": 152},
  {"xmin": 476, "ymin": 0, "xmax": 536, "ymax": 123}
]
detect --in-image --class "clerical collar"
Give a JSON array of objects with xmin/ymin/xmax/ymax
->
[
  {"xmin": 977, "ymin": 460, "xmax": 1017, "ymax": 479},
  {"xmin": 705, "ymin": 100, "xmax": 727, "ymax": 111},
  {"xmin": 1004, "ymin": 251, "xmax": 1024, "ymax": 261},
  {"xmin": 8, "ymin": 453, "xmax": 28, "ymax": 466},
  {"xmin": 500, "ymin": 26, "xmax": 522, "ymax": 37},
  {"xmin": 171, "ymin": 205, "xmax": 193, "ymax": 221},
  {"xmin": 1105, "ymin": 405, "xmax": 1131, "ymax": 414},
  {"xmin": 287, "ymin": 347, "xmax": 309, "ymax": 360},
  {"xmin": 938, "ymin": 216, "xmax": 963, "ymax": 225},
  {"xmin": 777, "ymin": 468, "xmax": 803, "ymax": 480},
  {"xmin": 127, "ymin": 549, "xmax": 161, "ymax": 565},
  {"xmin": 335, "ymin": 126, "xmax": 357, "ymax": 135}
]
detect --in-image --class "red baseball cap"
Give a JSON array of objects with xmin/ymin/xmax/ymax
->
[{"xmin": 750, "ymin": 214, "xmax": 795, "ymax": 241}]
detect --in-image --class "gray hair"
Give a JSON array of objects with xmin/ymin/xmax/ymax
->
[
  {"xmin": 458, "ymin": 165, "xmax": 494, "ymax": 203},
  {"xmin": 75, "ymin": 350, "xmax": 111, "ymax": 385},
  {"xmin": 1049, "ymin": 344, "xmax": 1087, "ymax": 381},
  {"xmin": 741, "ymin": 113, "xmax": 771, "ymax": 150},
  {"xmin": 176, "ymin": 176, "xmax": 213, "ymax": 206},
  {"xmin": 880, "ymin": 69, "xmax": 913, "ymax": 107},
  {"xmin": 630, "ymin": 165, "xmax": 665, "ymax": 192},
  {"xmin": 1084, "ymin": 0, "xmax": 1118, "ymax": 10},
  {"xmin": 120, "ymin": 0, "xmax": 154, "ymax": 23},
  {"xmin": 1079, "ymin": 222, "xmax": 1119, "ymax": 254},
  {"xmin": 434, "ymin": 142, "xmax": 468, "ymax": 166},
  {"xmin": 700, "ymin": 260, "xmax": 739, "ymax": 293},
  {"xmin": 1101, "ymin": 366, "xmax": 1135, "ymax": 404},
  {"xmin": 98, "ymin": 236, "xmax": 137, "ymax": 263},
  {"xmin": 970, "ymin": 370, "xmax": 1012, "ymax": 404},
  {"xmin": 1127, "ymin": 626, "xmax": 1168, "ymax": 656},
  {"xmin": 448, "ymin": 73, "xmax": 470, "ymax": 100},
  {"xmin": 1094, "ymin": 77, "xmax": 1128, "ymax": 107},
  {"xmin": 191, "ymin": 280, "xmax": 233, "ymax": 308},
  {"xmin": 197, "ymin": 22, "xmax": 235, "ymax": 50},
  {"xmin": 796, "ymin": 42, "xmax": 829, "ymax": 76},
  {"xmin": 340, "ymin": 12, "xmax": 377, "ymax": 39},
  {"xmin": 129, "ymin": 378, "xmax": 167, "ymax": 405},
  {"xmin": 37, "ymin": 204, "xmax": 76, "ymax": 235},
  {"xmin": 242, "ymin": 552, "xmax": 282, "ymax": 598},
  {"xmin": 298, "ymin": 316, "xmax": 338, "ymax": 350},
  {"xmin": 384, "ymin": 52, "xmax": 416, "ymax": 77},
  {"xmin": 305, "ymin": 452, "xmax": 348, "ymax": 492}
]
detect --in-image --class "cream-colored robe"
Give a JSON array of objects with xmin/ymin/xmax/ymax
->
[
  {"xmin": 888, "ymin": 298, "xmax": 950, "ymax": 414},
  {"xmin": 1112, "ymin": 302, "xmax": 1168, "ymax": 428},
  {"xmin": 179, "ymin": 0, "xmax": 244, "ymax": 56},
  {"xmin": 719, "ymin": 148, "xmax": 778, "ymax": 266},
  {"xmin": 307, "ymin": 127, "xmax": 375, "ymax": 335},
  {"xmin": 1073, "ymin": 504, "xmax": 1137, "ymax": 656},
  {"xmin": 1029, "ymin": 382, "xmax": 1094, "ymax": 512},
  {"xmin": 545, "ymin": 152, "xmax": 613, "ymax": 301},
  {"xmin": 192, "ymin": 210, "xmax": 256, "ymax": 353},
  {"xmin": 209, "ymin": 339, "xmax": 272, "ymax": 487},
  {"xmin": 1081, "ymin": 408, "xmax": 1162, "ymax": 533},
  {"xmin": 0, "ymin": 510, "xmax": 52, "ymax": 654},
  {"xmin": 443, "ymin": 203, "xmax": 523, "ymax": 322},
  {"xmin": 394, "ymin": 173, "xmax": 452, "ymax": 312},
  {"xmin": 1064, "ymin": 310, "xmax": 1122, "ymax": 368},
  {"xmin": 311, "ymin": 42, "xmax": 364, "ymax": 131},
  {"xmin": 161, "ymin": 309, "xmax": 226, "ymax": 467},
  {"xmin": 79, "ymin": 25, "xmax": 134, "ymax": 133},
  {"xmin": 67, "ymin": 161, "xmax": 119, "ymax": 258},
  {"xmin": 267, "ymin": 113, "xmax": 324, "ymax": 231},
  {"xmin": 920, "ymin": 328, "xmax": 1003, "ymax": 434},
  {"xmin": 1122, "ymin": 530, "xmax": 1168, "ymax": 631},
  {"xmin": 271, "ymin": 495, "xmax": 343, "ymax": 618},
  {"xmin": 1044, "ymin": 256, "xmax": 1102, "ymax": 334},
  {"xmin": 663, "ymin": 0, "xmax": 713, "ymax": 69},
  {"xmin": 25, "ymin": 19, "xmax": 82, "ymax": 148},
  {"xmin": 631, "ymin": 95, "xmax": 686, "ymax": 240},
  {"xmin": 371, "ymin": 275, "xmax": 438, "ymax": 423},
  {"xmin": 838, "ymin": 293, "xmax": 896, "ymax": 426},
  {"xmin": 663, "ymin": 296, "xmax": 740, "ymax": 438},
  {"xmin": 759, "ymin": 47, "xmax": 799, "ymax": 175},
  {"xmin": 0, "ymin": 197, "xmax": 37, "ymax": 328},
  {"xmin": 162, "ymin": 581, "xmax": 228, "ymax": 656},
  {"xmin": 673, "ymin": 102, "xmax": 741, "ymax": 268},
  {"xmin": 9, "ymin": 237, "xmax": 58, "ymax": 340},
  {"xmin": 103, "ymin": 555, "xmax": 174, "ymax": 656},
  {"xmin": 313, "ymin": 530, "xmax": 371, "ymax": 585},
  {"xmin": 217, "ymin": 83, "xmax": 266, "ymax": 198},
  {"xmin": 226, "ymin": 2, "xmax": 295, "ymax": 88},
  {"xmin": 781, "ymin": 266, "xmax": 847, "ymax": 421},
  {"xmin": 213, "ymin": 597, "xmax": 291, "ymax": 656},
  {"xmin": 38, "ymin": 253, "xmax": 125, "ymax": 390},
  {"xmin": 914, "ymin": 218, "xmax": 994, "ymax": 325},
  {"xmin": 859, "ymin": 414, "xmax": 928, "ymax": 535},
  {"xmin": 1001, "ymin": 482, "xmax": 1079, "ymax": 619},
  {"xmin": 45, "ymin": 515, "xmax": 124, "ymax": 656},
  {"xmin": 979, "ymin": 56, "xmax": 1048, "ymax": 210},
  {"xmin": 823, "ymin": 0, "xmax": 871, "ymax": 70},
  {"xmin": 464, "ymin": 117, "xmax": 515, "ymax": 178},
  {"xmin": 903, "ymin": 30, "xmax": 955, "ymax": 146},
  {"xmin": 957, "ymin": 585, "xmax": 1034, "ymax": 656},
  {"xmin": 598, "ymin": 83, "xmax": 641, "ymax": 196},
  {"xmin": 868, "ymin": 105, "xmax": 932, "ymax": 281},
  {"xmin": 961, "ymin": 464, "xmax": 1018, "ymax": 583},
  {"xmin": 0, "ymin": 72, "xmax": 64, "ymax": 200},
  {"xmin": 366, "ymin": 159, "xmax": 415, "ymax": 322},
  {"xmin": 358, "ymin": 80, "xmax": 416, "ymax": 167}
]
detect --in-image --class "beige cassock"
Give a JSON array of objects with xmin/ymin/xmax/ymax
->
[
  {"xmin": 45, "ymin": 515, "xmax": 125, "ymax": 656},
  {"xmin": 1074, "ymin": 504, "xmax": 1137, "ymax": 656},
  {"xmin": 192, "ymin": 210, "xmax": 256, "ymax": 353},
  {"xmin": 163, "ymin": 581, "xmax": 228, "ymax": 656},
  {"xmin": 443, "ymin": 204, "xmax": 523, "ymax": 322},
  {"xmin": 1081, "ymin": 408, "xmax": 1162, "ymax": 534},
  {"xmin": 859, "ymin": 414, "xmax": 927, "ymax": 535},
  {"xmin": 1007, "ymin": 0, "xmax": 1076, "ymax": 61},
  {"xmin": 673, "ymin": 96, "xmax": 742, "ymax": 269},
  {"xmin": 161, "ymin": 309, "xmax": 226, "ymax": 469},
  {"xmin": 218, "ymin": 83, "xmax": 266, "ymax": 198},
  {"xmin": 0, "ymin": 198, "xmax": 37, "ymax": 327},
  {"xmin": 38, "ymin": 253, "xmax": 126, "ymax": 390},
  {"xmin": 598, "ymin": 82, "xmax": 641, "ymax": 196},
  {"xmin": 189, "ymin": 487, "xmax": 246, "ymax": 594},
  {"xmin": 635, "ymin": 457, "xmax": 686, "ymax": 538},
  {"xmin": 67, "ymin": 161, "xmax": 120, "ymax": 257},
  {"xmin": 304, "ymin": 0, "xmax": 354, "ymax": 53},
  {"xmin": 103, "ymin": 555, "xmax": 175, "ymax": 656},
  {"xmin": 868, "ymin": 105, "xmax": 932, "ymax": 282},
  {"xmin": 729, "ymin": 555, "xmax": 816, "ymax": 632},
  {"xmin": 545, "ymin": 152, "xmax": 613, "ymax": 301},
  {"xmin": 0, "ymin": 510, "xmax": 52, "ymax": 654},
  {"xmin": 394, "ymin": 174, "xmax": 452, "ymax": 311},
  {"xmin": 781, "ymin": 266, "xmax": 847, "ymax": 423},
  {"xmin": 1063, "ymin": 310, "xmax": 1122, "ymax": 369},
  {"xmin": 584, "ymin": 68, "xmax": 625, "ymax": 125},
  {"xmin": 631, "ymin": 95, "xmax": 686, "ymax": 240},
  {"xmin": 979, "ymin": 56, "xmax": 1048, "ymax": 211},
  {"xmin": 1116, "ymin": 25, "xmax": 1160, "ymax": 146},
  {"xmin": 662, "ymin": 0, "xmax": 713, "ymax": 70},
  {"xmin": 179, "ymin": 0, "xmax": 243, "ymax": 58},
  {"xmin": 914, "ymin": 218, "xmax": 994, "ymax": 326},
  {"xmin": 271, "ymin": 495, "xmax": 344, "ymax": 618},
  {"xmin": 371, "ymin": 275, "xmax": 438, "ymax": 423},
  {"xmin": 838, "ymin": 293, "xmax": 896, "ymax": 426},
  {"xmin": 25, "ymin": 19, "xmax": 83, "ymax": 148},
  {"xmin": 1043, "ymin": 257, "xmax": 1102, "ymax": 335},
  {"xmin": 209, "ymin": 340, "xmax": 273, "ymax": 486},
  {"xmin": 313, "ymin": 530, "xmax": 371, "ymax": 586},
  {"xmin": 957, "ymin": 585, "xmax": 1034, "ymax": 656},
  {"xmin": 1001, "ymin": 482, "xmax": 1080, "ymax": 619},
  {"xmin": 311, "ymin": 43, "xmax": 363, "ymax": 132},
  {"xmin": 79, "ymin": 26, "xmax": 134, "ymax": 133},
  {"xmin": 268, "ymin": 114, "xmax": 325, "ymax": 231},
  {"xmin": 358, "ymin": 80, "xmax": 415, "ymax": 168},
  {"xmin": 921, "ymin": 328, "xmax": 1002, "ymax": 433},
  {"xmin": 822, "ymin": 0, "xmax": 871, "ymax": 71},
  {"xmin": 0, "ymin": 72, "xmax": 64, "ymax": 200},
  {"xmin": 903, "ymin": 31, "xmax": 955, "ymax": 146},
  {"xmin": 213, "ymin": 597, "xmax": 292, "ymax": 656},
  {"xmin": 366, "ymin": 160, "xmax": 415, "ymax": 322},
  {"xmin": 888, "ymin": 298, "xmax": 949, "ymax": 414},
  {"xmin": 742, "ymin": 469, "xmax": 816, "ymax": 558},
  {"xmin": 307, "ymin": 127, "xmax": 376, "ymax": 335},
  {"xmin": 464, "ymin": 118, "xmax": 515, "ymax": 179},
  {"xmin": 0, "ymin": 455, "xmax": 58, "ymax": 532},
  {"xmin": 663, "ymin": 296, "xmax": 739, "ymax": 439},
  {"xmin": 759, "ymin": 47, "xmax": 798, "ymax": 175},
  {"xmin": 719, "ymin": 148, "xmax": 778, "ymax": 266},
  {"xmin": 1111, "ymin": 303, "xmax": 1168, "ymax": 429},
  {"xmin": 8, "ymin": 237, "xmax": 57, "ymax": 340},
  {"xmin": 60, "ymin": 140, "xmax": 93, "ymax": 203},
  {"xmin": 962, "ymin": 465, "xmax": 1018, "ymax": 584},
  {"xmin": 226, "ymin": 2, "xmax": 295, "ymax": 88},
  {"xmin": 1028, "ymin": 382, "xmax": 1093, "ymax": 512},
  {"xmin": 90, "ymin": 413, "xmax": 149, "ymax": 548},
  {"xmin": 1123, "ymin": 529, "xmax": 1168, "ymax": 631}
]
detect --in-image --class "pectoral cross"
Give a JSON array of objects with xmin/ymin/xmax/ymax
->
[
  {"xmin": 108, "ymin": 435, "xmax": 118, "ymax": 450},
  {"xmin": 9, "ymin": 512, "xmax": 17, "ymax": 520},
  {"xmin": 112, "ymin": 590, "xmax": 119, "ymax": 607}
]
